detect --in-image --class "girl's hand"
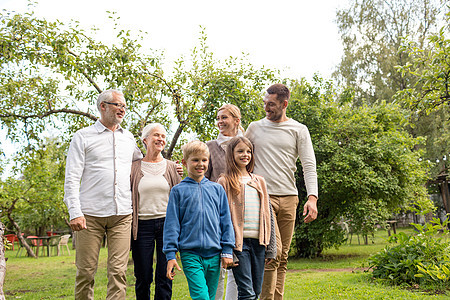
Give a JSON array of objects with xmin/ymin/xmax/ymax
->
[
  {"xmin": 265, "ymin": 258, "xmax": 274, "ymax": 265},
  {"xmin": 166, "ymin": 259, "xmax": 181, "ymax": 280}
]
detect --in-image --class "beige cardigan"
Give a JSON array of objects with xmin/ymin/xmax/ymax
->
[
  {"xmin": 217, "ymin": 174, "xmax": 276, "ymax": 258},
  {"xmin": 130, "ymin": 159, "xmax": 181, "ymax": 240}
]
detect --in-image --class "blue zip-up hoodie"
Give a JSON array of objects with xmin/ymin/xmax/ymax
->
[{"xmin": 163, "ymin": 176, "xmax": 235, "ymax": 261}]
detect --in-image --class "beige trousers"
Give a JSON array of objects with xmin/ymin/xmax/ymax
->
[
  {"xmin": 260, "ymin": 195, "xmax": 299, "ymax": 300},
  {"xmin": 75, "ymin": 214, "xmax": 132, "ymax": 300}
]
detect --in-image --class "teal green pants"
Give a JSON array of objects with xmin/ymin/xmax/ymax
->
[{"xmin": 180, "ymin": 252, "xmax": 221, "ymax": 300}]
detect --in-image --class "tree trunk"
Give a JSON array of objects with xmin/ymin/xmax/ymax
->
[
  {"xmin": 7, "ymin": 215, "xmax": 36, "ymax": 258},
  {"xmin": 0, "ymin": 222, "xmax": 6, "ymax": 300},
  {"xmin": 165, "ymin": 122, "xmax": 186, "ymax": 160},
  {"xmin": 441, "ymin": 179, "xmax": 450, "ymax": 214}
]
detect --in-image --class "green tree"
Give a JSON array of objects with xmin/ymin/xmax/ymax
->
[
  {"xmin": 395, "ymin": 10, "xmax": 450, "ymax": 177},
  {"xmin": 157, "ymin": 29, "xmax": 274, "ymax": 156},
  {"xmin": 334, "ymin": 0, "xmax": 448, "ymax": 104},
  {"xmin": 0, "ymin": 138, "xmax": 67, "ymax": 257},
  {"xmin": 396, "ymin": 11, "xmax": 450, "ymax": 113},
  {"xmin": 1, "ymin": 139, "xmax": 67, "ymax": 226},
  {"xmin": 286, "ymin": 77, "xmax": 431, "ymax": 257},
  {"xmin": 0, "ymin": 9, "xmax": 275, "ymax": 159},
  {"xmin": 13, "ymin": 139, "xmax": 68, "ymax": 235}
]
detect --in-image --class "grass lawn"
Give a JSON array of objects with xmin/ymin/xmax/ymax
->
[{"xmin": 3, "ymin": 227, "xmax": 448, "ymax": 299}]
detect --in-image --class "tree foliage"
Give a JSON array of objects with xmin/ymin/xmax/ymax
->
[
  {"xmin": 394, "ymin": 10, "xmax": 450, "ymax": 176},
  {"xmin": 0, "ymin": 9, "xmax": 275, "ymax": 159},
  {"xmin": 0, "ymin": 138, "xmax": 67, "ymax": 257},
  {"xmin": 286, "ymin": 77, "xmax": 431, "ymax": 257},
  {"xmin": 0, "ymin": 138, "xmax": 67, "ymax": 235},
  {"xmin": 334, "ymin": 0, "xmax": 448, "ymax": 104},
  {"xmin": 396, "ymin": 11, "xmax": 450, "ymax": 113}
]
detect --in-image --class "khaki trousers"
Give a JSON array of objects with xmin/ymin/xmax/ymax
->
[
  {"xmin": 261, "ymin": 195, "xmax": 299, "ymax": 300},
  {"xmin": 75, "ymin": 214, "xmax": 132, "ymax": 300}
]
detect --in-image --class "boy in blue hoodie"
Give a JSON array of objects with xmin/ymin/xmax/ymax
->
[{"xmin": 163, "ymin": 140, "xmax": 235, "ymax": 300}]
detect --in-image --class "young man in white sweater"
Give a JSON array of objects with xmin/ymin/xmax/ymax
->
[{"xmin": 245, "ymin": 83, "xmax": 318, "ymax": 300}]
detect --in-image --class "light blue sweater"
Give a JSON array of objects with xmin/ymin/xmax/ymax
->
[{"xmin": 163, "ymin": 176, "xmax": 235, "ymax": 261}]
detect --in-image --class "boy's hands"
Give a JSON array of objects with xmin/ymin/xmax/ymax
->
[
  {"xmin": 166, "ymin": 259, "xmax": 181, "ymax": 280},
  {"xmin": 222, "ymin": 257, "xmax": 236, "ymax": 269}
]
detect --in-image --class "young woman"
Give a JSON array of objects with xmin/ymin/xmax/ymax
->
[
  {"xmin": 205, "ymin": 103, "xmax": 244, "ymax": 299},
  {"xmin": 217, "ymin": 137, "xmax": 276, "ymax": 300},
  {"xmin": 205, "ymin": 103, "xmax": 245, "ymax": 182}
]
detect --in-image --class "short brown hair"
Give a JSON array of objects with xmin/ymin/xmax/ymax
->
[
  {"xmin": 182, "ymin": 140, "xmax": 209, "ymax": 161},
  {"xmin": 267, "ymin": 83, "xmax": 290, "ymax": 102}
]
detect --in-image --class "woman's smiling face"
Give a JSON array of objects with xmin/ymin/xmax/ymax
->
[{"xmin": 216, "ymin": 109, "xmax": 239, "ymax": 136}]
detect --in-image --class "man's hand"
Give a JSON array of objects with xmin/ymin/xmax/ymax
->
[
  {"xmin": 303, "ymin": 195, "xmax": 318, "ymax": 223},
  {"xmin": 167, "ymin": 259, "xmax": 181, "ymax": 280},
  {"xmin": 221, "ymin": 257, "xmax": 235, "ymax": 269},
  {"xmin": 175, "ymin": 160, "xmax": 183, "ymax": 176},
  {"xmin": 69, "ymin": 216, "xmax": 87, "ymax": 231}
]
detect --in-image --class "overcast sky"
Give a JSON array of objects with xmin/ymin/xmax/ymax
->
[{"xmin": 0, "ymin": 0, "xmax": 346, "ymax": 79}]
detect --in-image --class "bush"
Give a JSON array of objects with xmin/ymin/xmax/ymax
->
[{"xmin": 366, "ymin": 217, "xmax": 450, "ymax": 291}]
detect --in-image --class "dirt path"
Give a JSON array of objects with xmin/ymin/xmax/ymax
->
[{"xmin": 287, "ymin": 268, "xmax": 368, "ymax": 273}]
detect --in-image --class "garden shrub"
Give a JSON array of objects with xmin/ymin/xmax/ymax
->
[{"xmin": 367, "ymin": 217, "xmax": 450, "ymax": 291}]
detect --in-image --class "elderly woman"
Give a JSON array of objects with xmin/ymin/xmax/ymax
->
[
  {"xmin": 131, "ymin": 123, "xmax": 181, "ymax": 300},
  {"xmin": 205, "ymin": 103, "xmax": 244, "ymax": 300}
]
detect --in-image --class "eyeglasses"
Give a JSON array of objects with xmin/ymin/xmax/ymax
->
[{"xmin": 103, "ymin": 101, "xmax": 127, "ymax": 110}]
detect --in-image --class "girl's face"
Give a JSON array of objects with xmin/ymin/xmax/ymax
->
[
  {"xmin": 233, "ymin": 141, "xmax": 252, "ymax": 171},
  {"xmin": 217, "ymin": 109, "xmax": 239, "ymax": 137}
]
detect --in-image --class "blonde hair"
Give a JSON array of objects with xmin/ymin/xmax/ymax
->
[
  {"xmin": 222, "ymin": 137, "xmax": 254, "ymax": 195},
  {"xmin": 218, "ymin": 104, "xmax": 245, "ymax": 134},
  {"xmin": 182, "ymin": 140, "xmax": 210, "ymax": 161}
]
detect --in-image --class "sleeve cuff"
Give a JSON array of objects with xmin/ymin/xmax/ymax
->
[
  {"xmin": 69, "ymin": 210, "xmax": 84, "ymax": 221},
  {"xmin": 166, "ymin": 252, "xmax": 176, "ymax": 261},
  {"xmin": 221, "ymin": 253, "xmax": 233, "ymax": 259},
  {"xmin": 307, "ymin": 194, "xmax": 318, "ymax": 201},
  {"xmin": 221, "ymin": 245, "xmax": 234, "ymax": 256}
]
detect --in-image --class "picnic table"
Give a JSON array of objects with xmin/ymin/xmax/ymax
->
[{"xmin": 27, "ymin": 235, "xmax": 61, "ymax": 257}]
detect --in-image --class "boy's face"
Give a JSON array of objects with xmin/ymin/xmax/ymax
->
[{"xmin": 182, "ymin": 152, "xmax": 209, "ymax": 182}]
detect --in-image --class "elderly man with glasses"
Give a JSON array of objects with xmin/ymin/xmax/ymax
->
[{"xmin": 64, "ymin": 89, "xmax": 142, "ymax": 299}]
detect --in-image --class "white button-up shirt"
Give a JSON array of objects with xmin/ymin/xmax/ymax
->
[{"xmin": 64, "ymin": 120, "xmax": 143, "ymax": 220}]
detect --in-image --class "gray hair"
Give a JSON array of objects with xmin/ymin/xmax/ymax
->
[
  {"xmin": 96, "ymin": 89, "xmax": 125, "ymax": 111},
  {"xmin": 141, "ymin": 123, "xmax": 166, "ymax": 146}
]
